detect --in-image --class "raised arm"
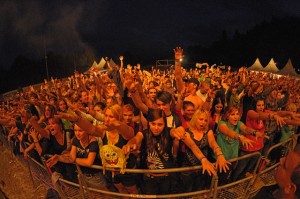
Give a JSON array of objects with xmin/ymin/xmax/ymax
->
[
  {"xmin": 218, "ymin": 122, "xmax": 254, "ymax": 149},
  {"xmin": 174, "ymin": 47, "xmax": 185, "ymax": 93}
]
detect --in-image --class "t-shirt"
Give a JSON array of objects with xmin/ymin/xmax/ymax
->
[
  {"xmin": 216, "ymin": 120, "xmax": 243, "ymax": 160},
  {"xmin": 72, "ymin": 138, "xmax": 101, "ymax": 174},
  {"xmin": 140, "ymin": 128, "xmax": 174, "ymax": 169},
  {"xmin": 241, "ymin": 110, "xmax": 267, "ymax": 152}
]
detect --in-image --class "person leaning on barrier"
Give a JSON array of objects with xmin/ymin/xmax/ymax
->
[
  {"xmin": 171, "ymin": 109, "xmax": 231, "ymax": 192},
  {"xmin": 55, "ymin": 104, "xmax": 138, "ymax": 195},
  {"xmin": 46, "ymin": 124, "xmax": 107, "ymax": 190}
]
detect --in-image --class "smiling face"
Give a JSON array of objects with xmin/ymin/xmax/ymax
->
[
  {"xmin": 149, "ymin": 117, "xmax": 165, "ymax": 136},
  {"xmin": 183, "ymin": 105, "xmax": 195, "ymax": 120},
  {"xmin": 214, "ymin": 103, "xmax": 224, "ymax": 113}
]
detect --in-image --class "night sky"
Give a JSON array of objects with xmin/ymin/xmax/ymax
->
[{"xmin": 1, "ymin": 0, "xmax": 300, "ymax": 70}]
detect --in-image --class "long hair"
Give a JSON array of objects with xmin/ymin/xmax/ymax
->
[
  {"xmin": 104, "ymin": 104, "xmax": 122, "ymax": 121},
  {"xmin": 210, "ymin": 96, "xmax": 225, "ymax": 118},
  {"xmin": 146, "ymin": 109, "xmax": 169, "ymax": 155},
  {"xmin": 189, "ymin": 108, "xmax": 209, "ymax": 132}
]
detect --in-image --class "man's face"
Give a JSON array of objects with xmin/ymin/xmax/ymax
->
[
  {"xmin": 81, "ymin": 91, "xmax": 89, "ymax": 103},
  {"xmin": 156, "ymin": 99, "xmax": 171, "ymax": 114},
  {"xmin": 186, "ymin": 82, "xmax": 196, "ymax": 93},
  {"xmin": 148, "ymin": 89, "xmax": 157, "ymax": 101},
  {"xmin": 200, "ymin": 83, "xmax": 210, "ymax": 95},
  {"xmin": 276, "ymin": 151, "xmax": 300, "ymax": 190}
]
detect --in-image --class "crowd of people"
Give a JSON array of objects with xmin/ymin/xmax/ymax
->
[{"xmin": 1, "ymin": 47, "xmax": 300, "ymax": 198}]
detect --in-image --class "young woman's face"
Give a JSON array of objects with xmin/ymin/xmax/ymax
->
[
  {"xmin": 195, "ymin": 113, "xmax": 208, "ymax": 130},
  {"xmin": 149, "ymin": 117, "xmax": 165, "ymax": 136},
  {"xmin": 256, "ymin": 100, "xmax": 265, "ymax": 112},
  {"xmin": 74, "ymin": 125, "xmax": 87, "ymax": 141},
  {"xmin": 44, "ymin": 106, "xmax": 53, "ymax": 119},
  {"xmin": 59, "ymin": 100, "xmax": 67, "ymax": 112},
  {"xmin": 227, "ymin": 110, "xmax": 240, "ymax": 126},
  {"xmin": 183, "ymin": 105, "xmax": 195, "ymax": 120},
  {"xmin": 48, "ymin": 118, "xmax": 62, "ymax": 136},
  {"xmin": 104, "ymin": 109, "xmax": 117, "ymax": 126},
  {"xmin": 214, "ymin": 103, "xmax": 223, "ymax": 113}
]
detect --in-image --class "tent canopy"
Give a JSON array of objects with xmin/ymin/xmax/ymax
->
[
  {"xmin": 261, "ymin": 58, "xmax": 279, "ymax": 73},
  {"xmin": 248, "ymin": 58, "xmax": 264, "ymax": 71},
  {"xmin": 277, "ymin": 58, "xmax": 298, "ymax": 76}
]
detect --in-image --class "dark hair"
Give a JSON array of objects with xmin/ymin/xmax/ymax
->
[
  {"xmin": 44, "ymin": 104, "xmax": 56, "ymax": 118},
  {"xmin": 211, "ymin": 96, "xmax": 225, "ymax": 118},
  {"xmin": 250, "ymin": 96, "xmax": 265, "ymax": 111},
  {"xmin": 155, "ymin": 91, "xmax": 172, "ymax": 104},
  {"xmin": 182, "ymin": 101, "xmax": 195, "ymax": 110},
  {"xmin": 146, "ymin": 109, "xmax": 169, "ymax": 155},
  {"xmin": 25, "ymin": 104, "xmax": 40, "ymax": 120}
]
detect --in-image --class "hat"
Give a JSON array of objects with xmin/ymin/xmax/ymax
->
[{"xmin": 187, "ymin": 78, "xmax": 199, "ymax": 87}]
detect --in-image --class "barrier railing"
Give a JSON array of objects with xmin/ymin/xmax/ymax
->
[
  {"xmin": 247, "ymin": 135, "xmax": 298, "ymax": 198},
  {"xmin": 0, "ymin": 130, "xmax": 297, "ymax": 199}
]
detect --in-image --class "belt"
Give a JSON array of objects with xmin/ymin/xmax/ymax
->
[{"xmin": 146, "ymin": 173, "xmax": 168, "ymax": 178}]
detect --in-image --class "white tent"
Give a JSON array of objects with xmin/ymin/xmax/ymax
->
[
  {"xmin": 261, "ymin": 58, "xmax": 279, "ymax": 73},
  {"xmin": 248, "ymin": 58, "xmax": 264, "ymax": 71},
  {"xmin": 90, "ymin": 61, "xmax": 98, "ymax": 70},
  {"xmin": 97, "ymin": 57, "xmax": 106, "ymax": 70},
  {"xmin": 109, "ymin": 58, "xmax": 117, "ymax": 68},
  {"xmin": 277, "ymin": 58, "xmax": 298, "ymax": 76}
]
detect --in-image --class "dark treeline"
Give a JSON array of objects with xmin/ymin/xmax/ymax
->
[{"xmin": 1, "ymin": 16, "xmax": 300, "ymax": 94}]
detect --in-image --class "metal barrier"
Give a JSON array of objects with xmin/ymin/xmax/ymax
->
[
  {"xmin": 75, "ymin": 165, "xmax": 218, "ymax": 199},
  {"xmin": 1, "ymin": 130, "xmax": 299, "ymax": 199},
  {"xmin": 215, "ymin": 152, "xmax": 262, "ymax": 199},
  {"xmin": 247, "ymin": 136, "xmax": 296, "ymax": 198}
]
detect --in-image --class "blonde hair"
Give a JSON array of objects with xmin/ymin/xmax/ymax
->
[
  {"xmin": 189, "ymin": 108, "xmax": 209, "ymax": 131},
  {"xmin": 104, "ymin": 104, "xmax": 122, "ymax": 121}
]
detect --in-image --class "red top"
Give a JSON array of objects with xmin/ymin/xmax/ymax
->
[{"xmin": 241, "ymin": 110, "xmax": 269, "ymax": 152}]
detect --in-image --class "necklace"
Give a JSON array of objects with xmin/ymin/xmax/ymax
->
[
  {"xmin": 108, "ymin": 131, "xmax": 119, "ymax": 145},
  {"xmin": 80, "ymin": 136, "xmax": 90, "ymax": 148}
]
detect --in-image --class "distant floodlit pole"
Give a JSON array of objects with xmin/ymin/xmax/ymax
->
[{"xmin": 44, "ymin": 38, "xmax": 49, "ymax": 80}]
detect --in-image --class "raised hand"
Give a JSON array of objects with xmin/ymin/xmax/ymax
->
[{"xmin": 173, "ymin": 47, "xmax": 184, "ymax": 60}]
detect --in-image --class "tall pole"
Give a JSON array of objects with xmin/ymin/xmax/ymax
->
[{"xmin": 44, "ymin": 38, "xmax": 49, "ymax": 80}]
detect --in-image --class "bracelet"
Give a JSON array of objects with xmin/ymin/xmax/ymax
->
[
  {"xmin": 199, "ymin": 156, "xmax": 207, "ymax": 163},
  {"xmin": 217, "ymin": 154, "xmax": 224, "ymax": 157},
  {"xmin": 234, "ymin": 134, "xmax": 241, "ymax": 141},
  {"xmin": 214, "ymin": 146, "xmax": 221, "ymax": 152},
  {"xmin": 33, "ymin": 140, "xmax": 39, "ymax": 143}
]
